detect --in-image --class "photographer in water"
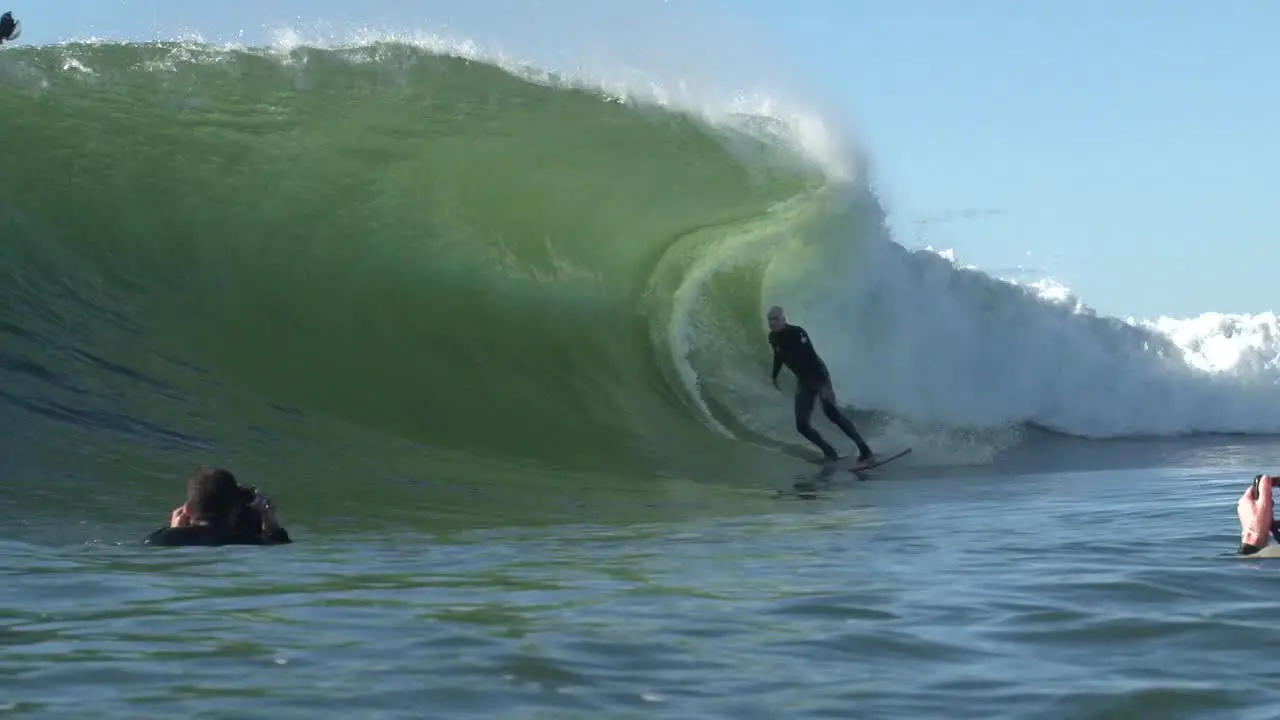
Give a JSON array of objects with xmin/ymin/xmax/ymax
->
[
  {"xmin": 1237, "ymin": 473, "xmax": 1280, "ymax": 556},
  {"xmin": 144, "ymin": 467, "xmax": 292, "ymax": 547}
]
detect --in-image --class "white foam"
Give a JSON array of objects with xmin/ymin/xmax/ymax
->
[
  {"xmin": 44, "ymin": 15, "xmax": 855, "ymax": 181},
  {"xmin": 1140, "ymin": 313, "xmax": 1280, "ymax": 376},
  {"xmin": 772, "ymin": 226, "xmax": 1280, "ymax": 445}
]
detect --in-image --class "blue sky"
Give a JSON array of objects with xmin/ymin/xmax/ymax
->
[{"xmin": 10, "ymin": 0, "xmax": 1278, "ymax": 320}]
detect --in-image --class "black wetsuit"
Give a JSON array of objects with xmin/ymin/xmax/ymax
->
[
  {"xmin": 769, "ymin": 323, "xmax": 873, "ymax": 461},
  {"xmin": 0, "ymin": 14, "xmax": 15, "ymax": 42},
  {"xmin": 144, "ymin": 522, "xmax": 292, "ymax": 547}
]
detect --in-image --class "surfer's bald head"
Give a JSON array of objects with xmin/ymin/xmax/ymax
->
[{"xmin": 766, "ymin": 305, "xmax": 786, "ymax": 331}]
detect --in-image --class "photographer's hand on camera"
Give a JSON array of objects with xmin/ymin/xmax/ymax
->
[
  {"xmin": 251, "ymin": 492, "xmax": 281, "ymax": 535},
  {"xmin": 169, "ymin": 504, "xmax": 192, "ymax": 528}
]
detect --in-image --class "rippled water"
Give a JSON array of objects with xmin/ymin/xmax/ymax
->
[{"xmin": 5, "ymin": 453, "xmax": 1280, "ymax": 719}]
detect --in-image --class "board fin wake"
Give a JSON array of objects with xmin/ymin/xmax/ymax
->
[{"xmin": 776, "ymin": 447, "xmax": 914, "ymax": 500}]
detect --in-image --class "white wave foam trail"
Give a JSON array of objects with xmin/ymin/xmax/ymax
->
[{"xmin": 769, "ymin": 206, "xmax": 1280, "ymax": 461}]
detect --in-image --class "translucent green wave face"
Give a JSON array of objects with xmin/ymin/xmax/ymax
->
[{"xmin": 0, "ymin": 42, "xmax": 843, "ymax": 531}]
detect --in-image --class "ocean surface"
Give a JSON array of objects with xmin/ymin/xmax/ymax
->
[{"xmin": 4, "ymin": 37, "xmax": 1280, "ymax": 719}]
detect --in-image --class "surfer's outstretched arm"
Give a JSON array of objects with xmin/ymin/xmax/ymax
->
[{"xmin": 766, "ymin": 305, "xmax": 786, "ymax": 387}]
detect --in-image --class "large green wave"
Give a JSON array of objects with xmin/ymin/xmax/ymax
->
[{"xmin": 0, "ymin": 41, "xmax": 857, "ymax": 529}]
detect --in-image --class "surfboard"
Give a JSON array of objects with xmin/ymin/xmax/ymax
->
[
  {"xmin": 848, "ymin": 447, "xmax": 912, "ymax": 473},
  {"xmin": 774, "ymin": 448, "xmax": 913, "ymax": 500},
  {"xmin": 805, "ymin": 447, "xmax": 912, "ymax": 473}
]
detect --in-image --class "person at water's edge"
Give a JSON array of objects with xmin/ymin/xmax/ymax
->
[
  {"xmin": 1237, "ymin": 473, "xmax": 1280, "ymax": 556},
  {"xmin": 766, "ymin": 305, "xmax": 875, "ymax": 464},
  {"xmin": 144, "ymin": 467, "xmax": 292, "ymax": 547}
]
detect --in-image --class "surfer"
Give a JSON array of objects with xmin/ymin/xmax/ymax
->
[
  {"xmin": 766, "ymin": 305, "xmax": 875, "ymax": 464},
  {"xmin": 1237, "ymin": 474, "xmax": 1280, "ymax": 556},
  {"xmin": 144, "ymin": 467, "xmax": 292, "ymax": 547},
  {"xmin": 0, "ymin": 12, "xmax": 20, "ymax": 45}
]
